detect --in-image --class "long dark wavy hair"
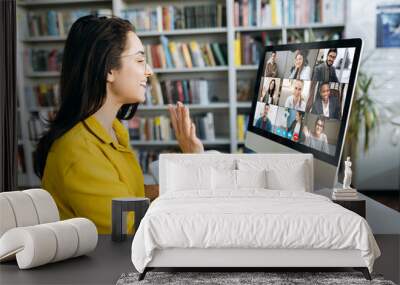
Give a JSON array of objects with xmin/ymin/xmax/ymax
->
[{"xmin": 34, "ymin": 15, "xmax": 138, "ymax": 178}]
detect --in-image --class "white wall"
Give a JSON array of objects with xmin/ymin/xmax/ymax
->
[{"xmin": 346, "ymin": 0, "xmax": 400, "ymax": 190}]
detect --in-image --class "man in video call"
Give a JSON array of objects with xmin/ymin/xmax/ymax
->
[
  {"xmin": 312, "ymin": 48, "xmax": 339, "ymax": 82},
  {"xmin": 255, "ymin": 103, "xmax": 273, "ymax": 132},
  {"xmin": 264, "ymin": 51, "xmax": 278, "ymax": 77},
  {"xmin": 311, "ymin": 82, "xmax": 340, "ymax": 119}
]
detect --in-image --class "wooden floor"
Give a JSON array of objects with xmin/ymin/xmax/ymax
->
[{"xmin": 360, "ymin": 191, "xmax": 400, "ymax": 212}]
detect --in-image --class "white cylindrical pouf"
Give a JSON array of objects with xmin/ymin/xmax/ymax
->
[
  {"xmin": 42, "ymin": 221, "xmax": 79, "ymax": 262},
  {"xmin": 0, "ymin": 196, "xmax": 17, "ymax": 237},
  {"xmin": 65, "ymin": 218, "xmax": 98, "ymax": 257},
  {"xmin": 23, "ymin": 189, "xmax": 59, "ymax": 223},
  {"xmin": 0, "ymin": 226, "xmax": 57, "ymax": 269},
  {"xmin": 0, "ymin": 192, "xmax": 39, "ymax": 227}
]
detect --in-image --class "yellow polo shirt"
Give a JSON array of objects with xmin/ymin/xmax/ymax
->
[{"xmin": 42, "ymin": 115, "xmax": 144, "ymax": 234}]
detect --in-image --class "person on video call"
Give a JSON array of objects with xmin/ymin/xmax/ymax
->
[
  {"xmin": 34, "ymin": 16, "xmax": 203, "ymax": 234},
  {"xmin": 260, "ymin": 79, "xmax": 276, "ymax": 104},
  {"xmin": 287, "ymin": 111, "xmax": 303, "ymax": 142},
  {"xmin": 311, "ymin": 82, "xmax": 341, "ymax": 119},
  {"xmin": 284, "ymin": 79, "xmax": 306, "ymax": 111},
  {"xmin": 312, "ymin": 48, "xmax": 339, "ymax": 82},
  {"xmin": 302, "ymin": 116, "xmax": 329, "ymax": 153},
  {"xmin": 255, "ymin": 104, "xmax": 273, "ymax": 132},
  {"xmin": 264, "ymin": 51, "xmax": 278, "ymax": 77},
  {"xmin": 288, "ymin": 50, "xmax": 311, "ymax": 80}
]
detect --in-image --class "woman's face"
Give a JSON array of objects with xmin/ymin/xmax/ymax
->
[
  {"xmin": 293, "ymin": 80, "xmax": 303, "ymax": 98},
  {"xmin": 269, "ymin": 80, "xmax": 275, "ymax": 90},
  {"xmin": 315, "ymin": 119, "xmax": 324, "ymax": 136},
  {"xmin": 320, "ymin": 84, "xmax": 330, "ymax": 102},
  {"xmin": 296, "ymin": 112, "xmax": 301, "ymax": 122},
  {"xmin": 108, "ymin": 32, "xmax": 153, "ymax": 104},
  {"xmin": 294, "ymin": 54, "xmax": 303, "ymax": 68}
]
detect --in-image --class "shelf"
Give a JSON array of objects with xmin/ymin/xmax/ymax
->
[
  {"xmin": 28, "ymin": 106, "xmax": 57, "ymax": 112},
  {"xmin": 23, "ymin": 36, "xmax": 67, "ymax": 42},
  {"xmin": 131, "ymin": 138, "xmax": 230, "ymax": 146},
  {"xmin": 137, "ymin": 27, "xmax": 227, "ymax": 37},
  {"xmin": 234, "ymin": 26, "xmax": 282, "ymax": 32},
  {"xmin": 153, "ymin": 66, "xmax": 228, "ymax": 73},
  {"xmin": 285, "ymin": 23, "xmax": 345, "ymax": 29},
  {"xmin": 26, "ymin": 71, "xmax": 60, "ymax": 78},
  {"xmin": 236, "ymin": 65, "xmax": 258, "ymax": 71},
  {"xmin": 236, "ymin": 102, "xmax": 252, "ymax": 108},
  {"xmin": 18, "ymin": 0, "xmax": 111, "ymax": 6},
  {"xmin": 138, "ymin": 103, "xmax": 229, "ymax": 111}
]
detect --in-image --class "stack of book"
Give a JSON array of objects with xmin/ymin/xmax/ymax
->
[
  {"xmin": 25, "ymin": 48, "xmax": 63, "ymax": 72},
  {"xmin": 26, "ymin": 9, "xmax": 112, "ymax": 37},
  {"xmin": 122, "ymin": 3, "xmax": 226, "ymax": 31},
  {"xmin": 145, "ymin": 76, "xmax": 225, "ymax": 106},
  {"xmin": 127, "ymin": 113, "xmax": 216, "ymax": 142},
  {"xmin": 237, "ymin": 114, "xmax": 249, "ymax": 142},
  {"xmin": 25, "ymin": 83, "xmax": 60, "ymax": 109},
  {"xmin": 234, "ymin": 32, "xmax": 281, "ymax": 66},
  {"xmin": 332, "ymin": 188, "xmax": 358, "ymax": 200},
  {"xmin": 146, "ymin": 37, "xmax": 227, "ymax": 69},
  {"xmin": 234, "ymin": 0, "xmax": 284, "ymax": 27}
]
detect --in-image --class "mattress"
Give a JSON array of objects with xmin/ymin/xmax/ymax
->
[{"xmin": 131, "ymin": 190, "xmax": 380, "ymax": 273}]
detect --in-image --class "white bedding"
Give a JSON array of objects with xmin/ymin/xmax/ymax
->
[{"xmin": 131, "ymin": 190, "xmax": 380, "ymax": 273}]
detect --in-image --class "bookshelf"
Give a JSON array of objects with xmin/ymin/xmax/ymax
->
[{"xmin": 17, "ymin": 0, "xmax": 346, "ymax": 187}]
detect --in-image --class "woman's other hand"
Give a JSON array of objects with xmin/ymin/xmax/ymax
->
[{"xmin": 168, "ymin": 102, "xmax": 204, "ymax": 153}]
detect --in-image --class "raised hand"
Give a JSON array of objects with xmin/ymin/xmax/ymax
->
[{"xmin": 168, "ymin": 102, "xmax": 204, "ymax": 153}]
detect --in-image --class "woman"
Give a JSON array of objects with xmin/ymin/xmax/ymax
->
[
  {"xmin": 284, "ymin": 79, "xmax": 306, "ymax": 111},
  {"xmin": 311, "ymin": 82, "xmax": 341, "ymax": 119},
  {"xmin": 287, "ymin": 111, "xmax": 303, "ymax": 142},
  {"xmin": 289, "ymin": 50, "xmax": 311, "ymax": 80},
  {"xmin": 260, "ymin": 79, "xmax": 276, "ymax": 104},
  {"xmin": 302, "ymin": 116, "xmax": 329, "ymax": 153},
  {"xmin": 34, "ymin": 16, "xmax": 203, "ymax": 234}
]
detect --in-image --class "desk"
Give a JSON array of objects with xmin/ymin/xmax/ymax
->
[{"xmin": 0, "ymin": 235, "xmax": 133, "ymax": 285}]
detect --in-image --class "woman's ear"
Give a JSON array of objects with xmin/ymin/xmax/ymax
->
[{"xmin": 107, "ymin": 69, "xmax": 115, "ymax": 83}]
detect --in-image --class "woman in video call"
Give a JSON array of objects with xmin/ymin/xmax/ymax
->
[
  {"xmin": 288, "ymin": 50, "xmax": 311, "ymax": 80},
  {"xmin": 302, "ymin": 116, "xmax": 329, "ymax": 153},
  {"xmin": 285, "ymin": 79, "xmax": 306, "ymax": 111},
  {"xmin": 34, "ymin": 16, "xmax": 203, "ymax": 234},
  {"xmin": 311, "ymin": 82, "xmax": 341, "ymax": 119},
  {"xmin": 261, "ymin": 79, "xmax": 276, "ymax": 104},
  {"xmin": 287, "ymin": 111, "xmax": 303, "ymax": 142}
]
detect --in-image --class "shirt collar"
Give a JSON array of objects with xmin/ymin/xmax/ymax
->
[{"xmin": 83, "ymin": 115, "xmax": 130, "ymax": 151}]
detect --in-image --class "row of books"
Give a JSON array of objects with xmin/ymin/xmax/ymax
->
[
  {"xmin": 25, "ymin": 84, "xmax": 60, "ymax": 109},
  {"xmin": 234, "ymin": 0, "xmax": 284, "ymax": 27},
  {"xmin": 25, "ymin": 9, "xmax": 112, "ymax": 37},
  {"xmin": 234, "ymin": 32, "xmax": 282, "ymax": 66},
  {"xmin": 237, "ymin": 114, "xmax": 250, "ymax": 142},
  {"xmin": 285, "ymin": 0, "xmax": 345, "ymax": 26},
  {"xmin": 127, "ymin": 113, "xmax": 216, "ymax": 142},
  {"xmin": 122, "ymin": 4, "xmax": 226, "ymax": 32},
  {"xmin": 25, "ymin": 48, "xmax": 63, "ymax": 72},
  {"xmin": 146, "ymin": 37, "xmax": 227, "ymax": 69},
  {"xmin": 28, "ymin": 111, "xmax": 56, "ymax": 141},
  {"xmin": 146, "ymin": 77, "xmax": 222, "ymax": 106}
]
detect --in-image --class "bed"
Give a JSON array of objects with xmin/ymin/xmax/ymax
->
[{"xmin": 131, "ymin": 154, "xmax": 380, "ymax": 280}]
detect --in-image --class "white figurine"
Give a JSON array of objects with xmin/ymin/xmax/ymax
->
[{"xmin": 343, "ymin": 157, "xmax": 352, "ymax": 189}]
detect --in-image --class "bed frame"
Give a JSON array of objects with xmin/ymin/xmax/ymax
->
[{"xmin": 138, "ymin": 248, "xmax": 371, "ymax": 280}]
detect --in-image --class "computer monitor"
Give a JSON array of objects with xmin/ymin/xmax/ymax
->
[{"xmin": 245, "ymin": 39, "xmax": 363, "ymax": 190}]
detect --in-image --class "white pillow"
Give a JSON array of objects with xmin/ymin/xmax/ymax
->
[
  {"xmin": 266, "ymin": 162, "xmax": 307, "ymax": 191},
  {"xmin": 212, "ymin": 168, "xmax": 237, "ymax": 190},
  {"xmin": 167, "ymin": 162, "xmax": 212, "ymax": 191},
  {"xmin": 236, "ymin": 169, "xmax": 267, "ymax": 189}
]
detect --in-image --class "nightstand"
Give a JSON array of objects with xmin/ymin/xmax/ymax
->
[{"xmin": 332, "ymin": 199, "xmax": 366, "ymax": 218}]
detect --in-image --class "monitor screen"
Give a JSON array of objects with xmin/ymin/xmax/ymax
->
[{"xmin": 247, "ymin": 39, "xmax": 362, "ymax": 166}]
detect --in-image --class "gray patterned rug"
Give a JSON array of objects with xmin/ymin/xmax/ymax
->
[{"xmin": 116, "ymin": 271, "xmax": 396, "ymax": 285}]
